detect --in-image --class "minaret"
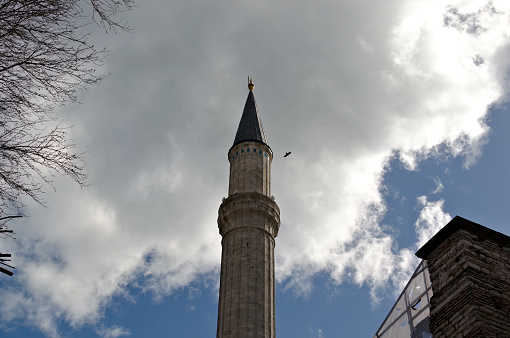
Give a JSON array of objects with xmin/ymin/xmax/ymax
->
[{"xmin": 217, "ymin": 79, "xmax": 281, "ymax": 337}]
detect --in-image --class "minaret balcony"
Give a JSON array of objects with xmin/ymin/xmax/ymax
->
[{"xmin": 218, "ymin": 192, "xmax": 280, "ymax": 239}]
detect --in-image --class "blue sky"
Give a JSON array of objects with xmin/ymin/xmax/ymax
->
[{"xmin": 1, "ymin": 0, "xmax": 510, "ymax": 337}]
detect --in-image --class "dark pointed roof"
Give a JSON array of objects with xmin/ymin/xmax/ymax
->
[{"xmin": 232, "ymin": 90, "xmax": 269, "ymax": 148}]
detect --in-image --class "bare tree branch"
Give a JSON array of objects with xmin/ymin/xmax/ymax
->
[
  {"xmin": 0, "ymin": 0, "xmax": 132, "ymax": 215},
  {"xmin": 0, "ymin": 0, "xmax": 134, "ymax": 274}
]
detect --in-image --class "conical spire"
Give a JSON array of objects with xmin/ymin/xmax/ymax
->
[{"xmin": 232, "ymin": 79, "xmax": 269, "ymax": 148}]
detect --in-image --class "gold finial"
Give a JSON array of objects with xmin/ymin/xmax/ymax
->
[{"xmin": 248, "ymin": 76, "xmax": 254, "ymax": 91}]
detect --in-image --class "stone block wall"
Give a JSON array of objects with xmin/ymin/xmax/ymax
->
[
  {"xmin": 228, "ymin": 142, "xmax": 272, "ymax": 197},
  {"xmin": 416, "ymin": 217, "xmax": 510, "ymax": 338},
  {"xmin": 216, "ymin": 226, "xmax": 275, "ymax": 337},
  {"xmin": 217, "ymin": 192, "xmax": 280, "ymax": 338}
]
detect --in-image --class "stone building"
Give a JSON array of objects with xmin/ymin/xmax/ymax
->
[
  {"xmin": 216, "ymin": 79, "xmax": 280, "ymax": 338},
  {"xmin": 374, "ymin": 216, "xmax": 510, "ymax": 338}
]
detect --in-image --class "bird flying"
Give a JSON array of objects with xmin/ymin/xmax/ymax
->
[{"xmin": 284, "ymin": 152, "xmax": 291, "ymax": 157}]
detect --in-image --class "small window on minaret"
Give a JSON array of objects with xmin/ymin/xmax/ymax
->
[
  {"xmin": 241, "ymin": 149, "xmax": 244, "ymax": 153},
  {"xmin": 247, "ymin": 148, "xmax": 250, "ymax": 152},
  {"xmin": 259, "ymin": 150, "xmax": 262, "ymax": 154},
  {"xmin": 236, "ymin": 152, "xmax": 238, "ymax": 155}
]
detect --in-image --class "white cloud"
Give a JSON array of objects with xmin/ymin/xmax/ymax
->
[
  {"xmin": 97, "ymin": 325, "xmax": 131, "ymax": 338},
  {"xmin": 415, "ymin": 196, "xmax": 452, "ymax": 249},
  {"xmin": 432, "ymin": 177, "xmax": 444, "ymax": 194},
  {"xmin": 309, "ymin": 326, "xmax": 324, "ymax": 338},
  {"xmin": 1, "ymin": 0, "xmax": 509, "ymax": 334}
]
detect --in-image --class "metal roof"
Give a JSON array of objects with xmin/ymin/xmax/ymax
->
[{"xmin": 232, "ymin": 90, "xmax": 269, "ymax": 148}]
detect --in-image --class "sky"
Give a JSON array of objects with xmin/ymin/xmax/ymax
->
[{"xmin": 1, "ymin": 0, "xmax": 510, "ymax": 337}]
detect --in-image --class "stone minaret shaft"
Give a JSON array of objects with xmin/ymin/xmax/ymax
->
[{"xmin": 217, "ymin": 79, "xmax": 280, "ymax": 338}]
